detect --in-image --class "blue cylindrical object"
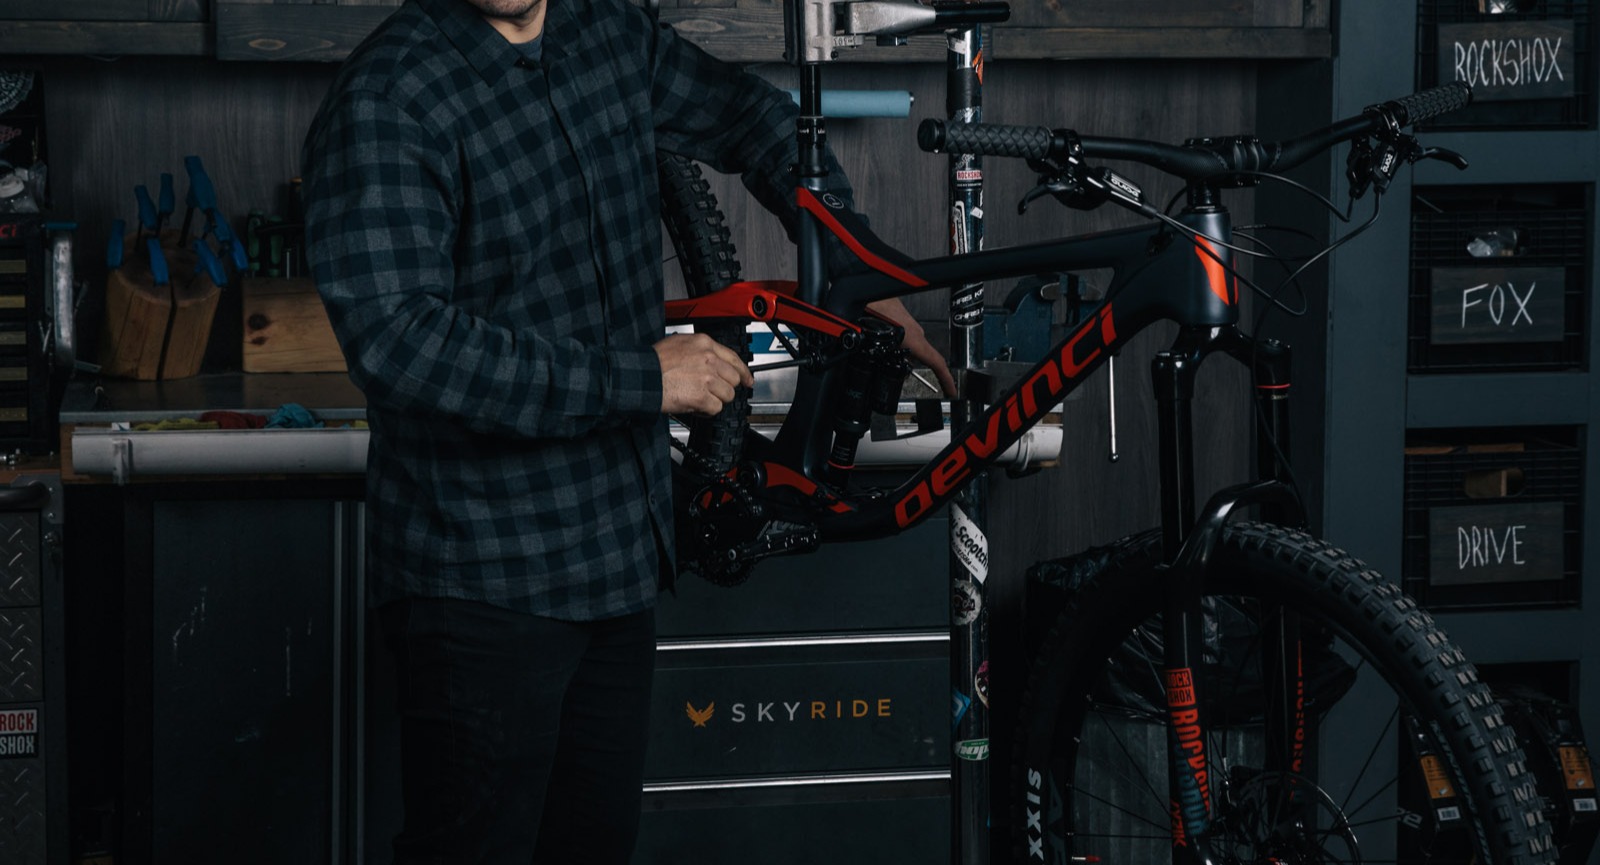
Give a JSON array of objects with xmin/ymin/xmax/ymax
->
[{"xmin": 784, "ymin": 89, "xmax": 914, "ymax": 118}]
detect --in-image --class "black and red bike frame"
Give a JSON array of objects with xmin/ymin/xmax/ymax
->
[
  {"xmin": 665, "ymin": 195, "xmax": 1298, "ymax": 539},
  {"xmin": 656, "ymin": 0, "xmax": 1408, "ymax": 855}
]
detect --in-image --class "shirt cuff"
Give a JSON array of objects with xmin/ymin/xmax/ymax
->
[{"xmin": 607, "ymin": 345, "xmax": 663, "ymax": 421}]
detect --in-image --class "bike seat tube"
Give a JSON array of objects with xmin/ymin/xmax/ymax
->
[{"xmin": 795, "ymin": 62, "xmax": 830, "ymax": 306}]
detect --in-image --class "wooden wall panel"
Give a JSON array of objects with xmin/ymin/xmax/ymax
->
[
  {"xmin": 1003, "ymin": 27, "xmax": 1330, "ymax": 60},
  {"xmin": 208, "ymin": 0, "xmax": 1330, "ymax": 63},
  {"xmin": 219, "ymin": 0, "xmax": 401, "ymax": 5},
  {"xmin": 0, "ymin": 1, "xmax": 204, "ymax": 20},
  {"xmin": 1008, "ymin": 0, "xmax": 1256, "ymax": 29},
  {"xmin": 149, "ymin": 0, "xmax": 205, "ymax": 20},
  {"xmin": 0, "ymin": 22, "xmax": 208, "ymax": 55},
  {"xmin": 216, "ymin": 4, "xmax": 399, "ymax": 61}
]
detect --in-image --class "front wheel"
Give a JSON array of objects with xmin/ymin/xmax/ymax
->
[{"xmin": 1016, "ymin": 522, "xmax": 1556, "ymax": 865}]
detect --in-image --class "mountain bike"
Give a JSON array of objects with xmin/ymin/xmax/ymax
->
[{"xmin": 654, "ymin": 5, "xmax": 1557, "ymax": 863}]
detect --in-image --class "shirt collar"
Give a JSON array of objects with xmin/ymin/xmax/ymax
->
[{"xmin": 416, "ymin": 0, "xmax": 576, "ymax": 83}]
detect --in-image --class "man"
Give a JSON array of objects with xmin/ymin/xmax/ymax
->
[{"xmin": 302, "ymin": 0, "xmax": 949, "ymax": 861}]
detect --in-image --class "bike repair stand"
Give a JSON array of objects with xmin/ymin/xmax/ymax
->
[
  {"xmin": 944, "ymin": 20, "xmax": 992, "ymax": 865},
  {"xmin": 783, "ymin": 2, "xmax": 998, "ymax": 861}
]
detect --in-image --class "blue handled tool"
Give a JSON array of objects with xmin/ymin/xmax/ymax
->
[
  {"xmin": 134, "ymin": 184, "xmax": 158, "ymax": 247},
  {"xmin": 226, "ymin": 235, "xmax": 249, "ymax": 271},
  {"xmin": 185, "ymin": 155, "xmax": 218, "ymax": 213},
  {"xmin": 146, "ymin": 237, "xmax": 170, "ymax": 287},
  {"xmin": 209, "ymin": 213, "xmax": 251, "ymax": 271},
  {"xmin": 192, "ymin": 238, "xmax": 228, "ymax": 288},
  {"xmin": 178, "ymin": 155, "xmax": 217, "ymax": 246},
  {"xmin": 157, "ymin": 172, "xmax": 175, "ymax": 231},
  {"xmin": 107, "ymin": 218, "xmax": 126, "ymax": 269}
]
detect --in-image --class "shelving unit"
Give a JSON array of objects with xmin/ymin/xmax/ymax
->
[
  {"xmin": 1316, "ymin": 4, "xmax": 1600, "ymax": 861},
  {"xmin": 0, "ymin": 0, "xmax": 1332, "ymax": 62}
]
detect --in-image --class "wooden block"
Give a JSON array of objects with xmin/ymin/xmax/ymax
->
[
  {"xmin": 98, "ymin": 235, "xmax": 220, "ymax": 380},
  {"xmin": 242, "ymin": 277, "xmax": 347, "ymax": 374},
  {"xmin": 99, "ymin": 267, "xmax": 169, "ymax": 380},
  {"xmin": 164, "ymin": 258, "xmax": 223, "ymax": 379}
]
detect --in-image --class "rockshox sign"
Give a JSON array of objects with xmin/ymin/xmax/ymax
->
[{"xmin": 0, "ymin": 708, "xmax": 39, "ymax": 758}]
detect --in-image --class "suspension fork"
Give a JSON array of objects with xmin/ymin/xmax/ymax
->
[
  {"xmin": 1218, "ymin": 330, "xmax": 1313, "ymax": 817},
  {"xmin": 1154, "ymin": 328, "xmax": 1308, "ymax": 860},
  {"xmin": 1238, "ymin": 335, "xmax": 1314, "ymax": 808},
  {"xmin": 1152, "ymin": 341, "xmax": 1214, "ymax": 863}
]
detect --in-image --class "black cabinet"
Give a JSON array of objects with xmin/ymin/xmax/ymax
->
[
  {"xmin": 112, "ymin": 481, "xmax": 362, "ymax": 865},
  {"xmin": 94, "ymin": 476, "xmax": 952, "ymax": 865}
]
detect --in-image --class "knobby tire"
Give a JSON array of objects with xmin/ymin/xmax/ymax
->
[{"xmin": 657, "ymin": 152, "xmax": 751, "ymax": 475}]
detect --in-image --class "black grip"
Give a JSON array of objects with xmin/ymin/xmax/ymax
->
[
  {"xmin": 931, "ymin": 1, "xmax": 1011, "ymax": 28},
  {"xmin": 0, "ymin": 482, "xmax": 49, "ymax": 512},
  {"xmin": 917, "ymin": 119, "xmax": 1053, "ymax": 159},
  {"xmin": 1387, "ymin": 82, "xmax": 1472, "ymax": 126}
]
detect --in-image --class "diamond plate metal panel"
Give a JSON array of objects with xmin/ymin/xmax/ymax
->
[
  {"xmin": 0, "ymin": 514, "xmax": 39, "ymax": 609},
  {"xmin": 0, "ymin": 608, "xmax": 41, "ymax": 703},
  {"xmin": 0, "ymin": 755, "xmax": 45, "ymax": 864}
]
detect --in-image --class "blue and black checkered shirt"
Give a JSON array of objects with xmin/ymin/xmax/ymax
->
[{"xmin": 302, "ymin": 0, "xmax": 843, "ymax": 620}]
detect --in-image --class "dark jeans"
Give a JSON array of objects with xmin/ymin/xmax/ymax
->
[{"xmin": 379, "ymin": 597, "xmax": 657, "ymax": 865}]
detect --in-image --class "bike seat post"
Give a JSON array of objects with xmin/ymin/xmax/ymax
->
[{"xmin": 785, "ymin": 0, "xmax": 836, "ymax": 306}]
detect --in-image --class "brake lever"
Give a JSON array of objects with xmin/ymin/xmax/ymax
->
[
  {"xmin": 1419, "ymin": 146, "xmax": 1469, "ymax": 171},
  {"xmin": 1018, "ymin": 177, "xmax": 1069, "ymax": 215},
  {"xmin": 1345, "ymin": 138, "xmax": 1375, "ymax": 200}
]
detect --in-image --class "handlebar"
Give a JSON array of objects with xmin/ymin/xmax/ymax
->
[{"xmin": 917, "ymin": 82, "xmax": 1472, "ymax": 183}]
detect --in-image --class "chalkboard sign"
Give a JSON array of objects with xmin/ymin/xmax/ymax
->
[
  {"xmin": 1429, "ymin": 501, "xmax": 1563, "ymax": 586},
  {"xmin": 1438, "ymin": 20, "xmax": 1577, "ymax": 102},
  {"xmin": 1429, "ymin": 266, "xmax": 1565, "ymax": 345}
]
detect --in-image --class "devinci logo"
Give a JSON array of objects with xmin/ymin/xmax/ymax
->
[{"xmin": 682, "ymin": 696, "xmax": 893, "ymax": 727}]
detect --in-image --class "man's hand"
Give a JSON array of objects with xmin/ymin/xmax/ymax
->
[
  {"xmin": 654, "ymin": 333, "xmax": 753, "ymax": 415},
  {"xmin": 866, "ymin": 297, "xmax": 959, "ymax": 398}
]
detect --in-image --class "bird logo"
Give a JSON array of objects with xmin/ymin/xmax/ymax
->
[{"xmin": 685, "ymin": 701, "xmax": 714, "ymax": 728}]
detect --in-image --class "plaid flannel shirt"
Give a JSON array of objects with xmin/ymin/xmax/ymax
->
[{"xmin": 302, "ymin": 0, "xmax": 847, "ymax": 620}]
